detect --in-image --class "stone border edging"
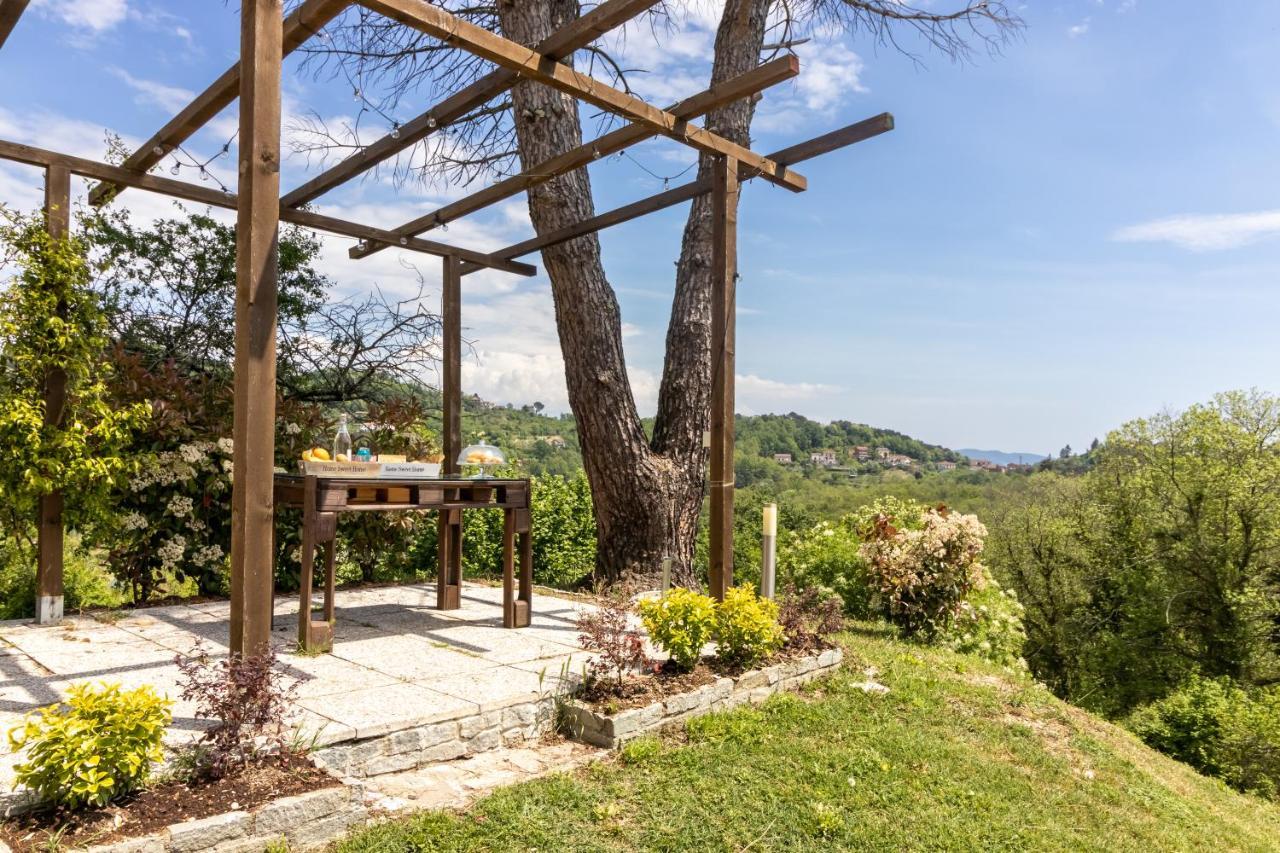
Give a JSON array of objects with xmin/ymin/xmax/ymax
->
[
  {"xmin": 560, "ymin": 647, "xmax": 843, "ymax": 749},
  {"xmin": 64, "ymin": 782, "xmax": 367, "ymax": 853}
]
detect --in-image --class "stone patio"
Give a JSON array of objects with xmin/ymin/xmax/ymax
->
[{"xmin": 0, "ymin": 582, "xmax": 599, "ymax": 793}]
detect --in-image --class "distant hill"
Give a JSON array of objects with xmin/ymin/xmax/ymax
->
[
  {"xmin": 958, "ymin": 449, "xmax": 1047, "ymax": 466},
  {"xmin": 736, "ymin": 412, "xmax": 964, "ymax": 463}
]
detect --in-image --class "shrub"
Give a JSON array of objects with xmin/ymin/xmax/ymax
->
[
  {"xmin": 940, "ymin": 569, "xmax": 1028, "ymax": 669},
  {"xmin": 714, "ymin": 586, "xmax": 784, "ymax": 667},
  {"xmin": 1127, "ymin": 677, "xmax": 1280, "ymax": 799},
  {"xmin": 777, "ymin": 520, "xmax": 871, "ymax": 617},
  {"xmin": 636, "ymin": 587, "xmax": 717, "ymax": 672},
  {"xmin": 0, "ymin": 534, "xmax": 123, "ymax": 620},
  {"xmin": 860, "ymin": 504, "xmax": 986, "ymax": 638},
  {"xmin": 7, "ymin": 682, "xmax": 171, "ymax": 810},
  {"xmin": 175, "ymin": 644, "xmax": 298, "ymax": 780},
  {"xmin": 777, "ymin": 582, "xmax": 844, "ymax": 652},
  {"xmin": 577, "ymin": 595, "xmax": 649, "ymax": 694}
]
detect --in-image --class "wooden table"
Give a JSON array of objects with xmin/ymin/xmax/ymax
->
[{"xmin": 273, "ymin": 474, "xmax": 533, "ymax": 652}]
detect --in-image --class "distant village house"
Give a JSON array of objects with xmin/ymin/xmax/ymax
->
[
  {"xmin": 810, "ymin": 450, "xmax": 839, "ymax": 467},
  {"xmin": 773, "ymin": 453, "xmax": 793, "ymax": 464}
]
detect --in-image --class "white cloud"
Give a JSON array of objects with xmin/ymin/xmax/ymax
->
[
  {"xmin": 110, "ymin": 68, "xmax": 196, "ymax": 114},
  {"xmin": 1068, "ymin": 19, "xmax": 1091, "ymax": 38},
  {"xmin": 33, "ymin": 0, "xmax": 128, "ymax": 32},
  {"xmin": 1112, "ymin": 210, "xmax": 1280, "ymax": 251},
  {"xmin": 736, "ymin": 374, "xmax": 843, "ymax": 415}
]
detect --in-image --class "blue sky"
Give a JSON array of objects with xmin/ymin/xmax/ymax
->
[{"xmin": 1, "ymin": 1, "xmax": 1277, "ymax": 455}]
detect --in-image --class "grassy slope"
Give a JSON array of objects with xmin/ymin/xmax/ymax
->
[{"xmin": 337, "ymin": 626, "xmax": 1280, "ymax": 852}]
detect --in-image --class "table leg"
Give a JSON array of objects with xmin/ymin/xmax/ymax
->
[
  {"xmin": 437, "ymin": 507, "xmax": 462, "ymax": 610},
  {"xmin": 502, "ymin": 508, "xmax": 516, "ymax": 628},
  {"xmin": 517, "ymin": 507, "xmax": 533, "ymax": 627},
  {"xmin": 297, "ymin": 476, "xmax": 334, "ymax": 654}
]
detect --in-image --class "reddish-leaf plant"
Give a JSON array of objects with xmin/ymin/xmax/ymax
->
[
  {"xmin": 576, "ymin": 596, "xmax": 649, "ymax": 696},
  {"xmin": 175, "ymin": 643, "xmax": 299, "ymax": 779},
  {"xmin": 777, "ymin": 583, "xmax": 845, "ymax": 652}
]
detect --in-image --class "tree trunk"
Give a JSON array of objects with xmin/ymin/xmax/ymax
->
[{"xmin": 496, "ymin": 0, "xmax": 769, "ymax": 588}]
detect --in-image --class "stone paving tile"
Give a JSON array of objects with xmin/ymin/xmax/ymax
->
[
  {"xmin": 422, "ymin": 665, "xmax": 553, "ymax": 711},
  {"xmin": 296, "ymin": 681, "xmax": 478, "ymax": 740},
  {"xmin": 276, "ymin": 651, "xmax": 399, "ymax": 698},
  {"xmin": 327, "ymin": 633, "xmax": 501, "ymax": 681}
]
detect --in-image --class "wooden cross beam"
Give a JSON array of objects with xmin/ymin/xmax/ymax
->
[
  {"xmin": 0, "ymin": 138, "xmax": 535, "ymax": 275},
  {"xmin": 355, "ymin": 0, "xmax": 806, "ymax": 191},
  {"xmin": 349, "ymin": 55, "xmax": 800, "ymax": 260},
  {"xmin": 283, "ymin": 0, "xmax": 660, "ymax": 208},
  {"xmin": 0, "ymin": 0, "xmax": 30, "ymax": 50},
  {"xmin": 87, "ymin": 0, "xmax": 351, "ymax": 207},
  {"xmin": 458, "ymin": 113, "xmax": 895, "ymax": 274}
]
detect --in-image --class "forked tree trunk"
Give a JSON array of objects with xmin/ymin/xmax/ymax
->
[{"xmin": 496, "ymin": 0, "xmax": 768, "ymax": 587}]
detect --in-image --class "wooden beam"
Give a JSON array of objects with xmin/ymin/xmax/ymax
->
[
  {"xmin": 351, "ymin": 55, "xmax": 798, "ymax": 260},
  {"xmin": 283, "ymin": 0, "xmax": 659, "ymax": 208},
  {"xmin": 708, "ymin": 155, "xmax": 738, "ymax": 601},
  {"xmin": 436, "ymin": 254, "xmax": 462, "ymax": 611},
  {"xmin": 87, "ymin": 0, "xmax": 350, "ymax": 207},
  {"xmin": 357, "ymin": 0, "xmax": 805, "ymax": 192},
  {"xmin": 230, "ymin": 0, "xmax": 284, "ymax": 657},
  {"xmin": 460, "ymin": 112, "xmax": 894, "ymax": 273},
  {"xmin": 35, "ymin": 163, "xmax": 69, "ymax": 625},
  {"xmin": 0, "ymin": 0, "xmax": 30, "ymax": 50},
  {"xmin": 0, "ymin": 139, "xmax": 534, "ymax": 275}
]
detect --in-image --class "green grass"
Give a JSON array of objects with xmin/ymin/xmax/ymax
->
[{"xmin": 335, "ymin": 625, "xmax": 1280, "ymax": 852}]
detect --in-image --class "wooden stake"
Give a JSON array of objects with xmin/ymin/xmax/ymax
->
[
  {"xmin": 0, "ymin": 0, "xmax": 30, "ymax": 50},
  {"xmin": 230, "ymin": 0, "xmax": 283, "ymax": 656},
  {"xmin": 709, "ymin": 155, "xmax": 739, "ymax": 600},
  {"xmin": 35, "ymin": 163, "xmax": 69, "ymax": 625}
]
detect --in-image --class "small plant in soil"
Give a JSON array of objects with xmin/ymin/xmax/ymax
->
[
  {"xmin": 636, "ymin": 587, "xmax": 717, "ymax": 672},
  {"xmin": 778, "ymin": 583, "xmax": 845, "ymax": 652},
  {"xmin": 174, "ymin": 643, "xmax": 299, "ymax": 780},
  {"xmin": 576, "ymin": 594, "xmax": 650, "ymax": 697}
]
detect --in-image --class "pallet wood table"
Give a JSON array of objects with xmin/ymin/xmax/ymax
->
[{"xmin": 273, "ymin": 474, "xmax": 533, "ymax": 653}]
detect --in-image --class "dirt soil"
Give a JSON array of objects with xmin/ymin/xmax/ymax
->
[{"xmin": 0, "ymin": 754, "xmax": 336, "ymax": 853}]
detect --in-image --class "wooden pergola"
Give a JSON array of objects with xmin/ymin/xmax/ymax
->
[{"xmin": 0, "ymin": 0, "xmax": 892, "ymax": 652}]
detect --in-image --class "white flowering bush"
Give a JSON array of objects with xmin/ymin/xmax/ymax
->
[
  {"xmin": 106, "ymin": 440, "xmax": 233, "ymax": 600},
  {"xmin": 777, "ymin": 520, "xmax": 872, "ymax": 617},
  {"xmin": 940, "ymin": 568, "xmax": 1028, "ymax": 669},
  {"xmin": 860, "ymin": 504, "xmax": 987, "ymax": 639}
]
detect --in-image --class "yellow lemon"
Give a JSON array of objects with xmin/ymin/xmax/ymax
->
[
  {"xmin": 335, "ymin": 452, "xmax": 350, "ymax": 462},
  {"xmin": 312, "ymin": 447, "xmax": 331, "ymax": 461},
  {"xmin": 301, "ymin": 449, "xmax": 314, "ymax": 462}
]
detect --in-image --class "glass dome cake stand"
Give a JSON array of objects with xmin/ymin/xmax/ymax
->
[{"xmin": 457, "ymin": 442, "xmax": 506, "ymax": 479}]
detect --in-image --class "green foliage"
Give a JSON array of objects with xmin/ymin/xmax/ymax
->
[
  {"xmin": 636, "ymin": 587, "xmax": 718, "ymax": 671},
  {"xmin": 7, "ymin": 682, "xmax": 171, "ymax": 810},
  {"xmin": 776, "ymin": 520, "xmax": 870, "ymax": 617},
  {"xmin": 985, "ymin": 392, "xmax": 1280, "ymax": 716},
  {"xmin": 861, "ymin": 504, "xmax": 987, "ymax": 639},
  {"xmin": 619, "ymin": 736, "xmax": 662, "ymax": 765},
  {"xmin": 1128, "ymin": 677, "xmax": 1280, "ymax": 799},
  {"xmin": 714, "ymin": 586, "xmax": 784, "ymax": 667},
  {"xmin": 0, "ymin": 210, "xmax": 145, "ymax": 540},
  {"xmin": 940, "ymin": 569, "xmax": 1028, "ymax": 669},
  {"xmin": 0, "ymin": 535, "xmax": 123, "ymax": 619}
]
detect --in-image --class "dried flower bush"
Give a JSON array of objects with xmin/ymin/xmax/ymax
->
[{"xmin": 175, "ymin": 643, "xmax": 299, "ymax": 780}]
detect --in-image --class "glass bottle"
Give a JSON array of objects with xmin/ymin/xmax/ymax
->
[{"xmin": 333, "ymin": 414, "xmax": 353, "ymax": 462}]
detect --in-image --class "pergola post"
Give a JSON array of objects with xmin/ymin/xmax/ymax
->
[
  {"xmin": 35, "ymin": 163, "xmax": 70, "ymax": 624},
  {"xmin": 437, "ymin": 253, "xmax": 463, "ymax": 610},
  {"xmin": 229, "ymin": 0, "xmax": 283, "ymax": 656},
  {"xmin": 708, "ymin": 155, "xmax": 739, "ymax": 601}
]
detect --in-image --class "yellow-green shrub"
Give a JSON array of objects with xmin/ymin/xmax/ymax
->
[
  {"xmin": 637, "ymin": 587, "xmax": 717, "ymax": 671},
  {"xmin": 8, "ymin": 682, "xmax": 171, "ymax": 809},
  {"xmin": 715, "ymin": 586, "xmax": 784, "ymax": 667}
]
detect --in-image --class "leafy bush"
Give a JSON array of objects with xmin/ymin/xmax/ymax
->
[
  {"xmin": 777, "ymin": 582, "xmax": 844, "ymax": 652},
  {"xmin": 1127, "ymin": 677, "xmax": 1280, "ymax": 799},
  {"xmin": 860, "ymin": 504, "xmax": 987, "ymax": 638},
  {"xmin": 940, "ymin": 569, "xmax": 1028, "ymax": 669},
  {"xmin": 715, "ymin": 586, "xmax": 784, "ymax": 667},
  {"xmin": 0, "ymin": 535, "xmax": 123, "ymax": 619},
  {"xmin": 777, "ymin": 520, "xmax": 871, "ymax": 617},
  {"xmin": 636, "ymin": 587, "xmax": 717, "ymax": 671},
  {"xmin": 7, "ymin": 682, "xmax": 171, "ymax": 810},
  {"xmin": 577, "ymin": 595, "xmax": 649, "ymax": 694},
  {"xmin": 175, "ymin": 644, "xmax": 298, "ymax": 780}
]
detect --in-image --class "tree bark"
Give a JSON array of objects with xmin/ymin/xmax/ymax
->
[{"xmin": 495, "ymin": 0, "xmax": 769, "ymax": 588}]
